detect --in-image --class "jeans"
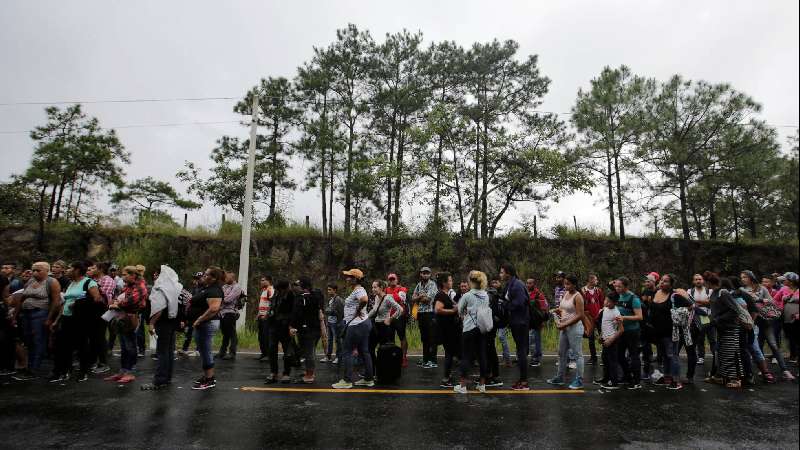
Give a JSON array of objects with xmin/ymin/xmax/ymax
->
[
  {"xmin": 510, "ymin": 323, "xmax": 529, "ymax": 381},
  {"xmin": 657, "ymin": 336, "xmax": 676, "ymax": 378},
  {"xmin": 586, "ymin": 331, "xmax": 597, "ymax": 362},
  {"xmin": 119, "ymin": 330, "xmax": 138, "ymax": 372},
  {"xmin": 153, "ymin": 320, "xmax": 176, "ymax": 385},
  {"xmin": 757, "ymin": 318, "xmax": 787, "ymax": 371},
  {"xmin": 299, "ymin": 327, "xmax": 320, "ymax": 372},
  {"xmin": 268, "ymin": 323, "xmax": 293, "ymax": 376},
  {"xmin": 601, "ymin": 340, "xmax": 621, "ymax": 383},
  {"xmin": 194, "ymin": 319, "xmax": 220, "ymax": 371},
  {"xmin": 695, "ymin": 321, "xmax": 716, "ymax": 360},
  {"xmin": 618, "ymin": 329, "xmax": 642, "ymax": 383},
  {"xmin": 258, "ymin": 318, "xmax": 270, "ymax": 356},
  {"xmin": 460, "ymin": 328, "xmax": 487, "ymax": 380},
  {"xmin": 498, "ymin": 327, "xmax": 512, "ymax": 361},
  {"xmin": 325, "ymin": 321, "xmax": 342, "ymax": 358},
  {"xmin": 182, "ymin": 324, "xmax": 194, "ymax": 351},
  {"xmin": 673, "ymin": 337, "xmax": 697, "ymax": 380},
  {"xmin": 343, "ymin": 320, "xmax": 373, "ymax": 382},
  {"xmin": 218, "ymin": 314, "xmax": 238, "ymax": 356},
  {"xmin": 556, "ymin": 322, "xmax": 584, "ymax": 382},
  {"xmin": 749, "ymin": 325, "xmax": 765, "ymax": 363},
  {"xmin": 417, "ymin": 312, "xmax": 436, "ymax": 364},
  {"xmin": 22, "ymin": 308, "xmax": 49, "ymax": 370},
  {"xmin": 529, "ymin": 327, "xmax": 543, "ymax": 362}
]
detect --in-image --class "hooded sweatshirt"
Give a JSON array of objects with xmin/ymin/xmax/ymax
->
[{"xmin": 458, "ymin": 289, "xmax": 489, "ymax": 333}]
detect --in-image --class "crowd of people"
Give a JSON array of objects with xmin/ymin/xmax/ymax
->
[{"xmin": 1, "ymin": 259, "xmax": 798, "ymax": 393}]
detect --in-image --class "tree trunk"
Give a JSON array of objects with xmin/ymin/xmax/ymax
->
[
  {"xmin": 473, "ymin": 123, "xmax": 480, "ymax": 239},
  {"xmin": 453, "ymin": 146, "xmax": 465, "ymax": 235},
  {"xmin": 391, "ymin": 118, "xmax": 405, "ymax": 234},
  {"xmin": 606, "ymin": 154, "xmax": 616, "ymax": 237},
  {"xmin": 613, "ymin": 153, "xmax": 625, "ymax": 240},
  {"xmin": 54, "ymin": 175, "xmax": 69, "ymax": 221},
  {"xmin": 732, "ymin": 192, "xmax": 740, "ymax": 243},
  {"xmin": 747, "ymin": 216, "xmax": 757, "ymax": 239},
  {"xmin": 328, "ymin": 151, "xmax": 335, "ymax": 238},
  {"xmin": 74, "ymin": 175, "xmax": 85, "ymax": 223},
  {"xmin": 269, "ymin": 123, "xmax": 279, "ymax": 224},
  {"xmin": 47, "ymin": 183, "xmax": 57, "ymax": 223},
  {"xmin": 320, "ymin": 97, "xmax": 328, "ymax": 237},
  {"xmin": 480, "ymin": 122, "xmax": 489, "ymax": 239},
  {"xmin": 344, "ymin": 120, "xmax": 355, "ymax": 235},
  {"xmin": 386, "ymin": 111, "xmax": 397, "ymax": 235},
  {"xmin": 677, "ymin": 163, "xmax": 691, "ymax": 241},
  {"xmin": 433, "ymin": 132, "xmax": 444, "ymax": 229},
  {"xmin": 37, "ymin": 183, "xmax": 47, "ymax": 251},
  {"xmin": 690, "ymin": 204, "xmax": 705, "ymax": 240},
  {"xmin": 709, "ymin": 197, "xmax": 717, "ymax": 240},
  {"xmin": 64, "ymin": 174, "xmax": 77, "ymax": 223}
]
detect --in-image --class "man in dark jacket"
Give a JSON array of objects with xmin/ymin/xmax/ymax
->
[
  {"xmin": 290, "ymin": 276, "xmax": 325, "ymax": 383},
  {"xmin": 500, "ymin": 263, "xmax": 531, "ymax": 390}
]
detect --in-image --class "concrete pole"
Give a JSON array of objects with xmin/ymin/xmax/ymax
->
[{"xmin": 236, "ymin": 94, "xmax": 259, "ymax": 330}]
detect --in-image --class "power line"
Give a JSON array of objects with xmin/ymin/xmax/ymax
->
[
  {"xmin": 0, "ymin": 120, "xmax": 241, "ymax": 135},
  {"xmin": 0, "ymin": 96, "xmax": 239, "ymax": 106}
]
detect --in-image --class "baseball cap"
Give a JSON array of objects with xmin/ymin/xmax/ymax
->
[
  {"xmin": 193, "ymin": 271, "xmax": 203, "ymax": 279},
  {"xmin": 784, "ymin": 272, "xmax": 799, "ymax": 283},
  {"xmin": 645, "ymin": 272, "xmax": 660, "ymax": 283},
  {"xmin": 420, "ymin": 267, "xmax": 432, "ymax": 273},
  {"xmin": 387, "ymin": 273, "xmax": 398, "ymax": 281},
  {"xmin": 342, "ymin": 268, "xmax": 364, "ymax": 279},
  {"xmin": 555, "ymin": 271, "xmax": 566, "ymax": 277}
]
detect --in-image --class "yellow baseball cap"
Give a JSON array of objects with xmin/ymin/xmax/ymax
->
[{"xmin": 342, "ymin": 268, "xmax": 364, "ymax": 279}]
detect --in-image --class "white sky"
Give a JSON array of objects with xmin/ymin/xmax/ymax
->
[{"xmin": 1, "ymin": 0, "xmax": 798, "ymax": 235}]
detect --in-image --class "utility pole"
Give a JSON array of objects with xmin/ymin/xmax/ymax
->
[{"xmin": 236, "ymin": 94, "xmax": 259, "ymax": 330}]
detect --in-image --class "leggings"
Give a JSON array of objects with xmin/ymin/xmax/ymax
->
[
  {"xmin": 417, "ymin": 312, "xmax": 436, "ymax": 364},
  {"xmin": 757, "ymin": 318, "xmax": 787, "ymax": 371},
  {"xmin": 460, "ymin": 328, "xmax": 487, "ymax": 380}
]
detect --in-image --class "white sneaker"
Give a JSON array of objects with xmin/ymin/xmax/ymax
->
[
  {"xmin": 354, "ymin": 378, "xmax": 375, "ymax": 387},
  {"xmin": 319, "ymin": 357, "xmax": 330, "ymax": 363},
  {"xmin": 332, "ymin": 358, "xmax": 339, "ymax": 364},
  {"xmin": 332, "ymin": 379, "xmax": 353, "ymax": 389},
  {"xmin": 453, "ymin": 384, "xmax": 468, "ymax": 394},
  {"xmin": 477, "ymin": 383, "xmax": 486, "ymax": 393},
  {"xmin": 568, "ymin": 361, "xmax": 577, "ymax": 370}
]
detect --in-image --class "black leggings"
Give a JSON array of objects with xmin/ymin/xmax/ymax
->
[
  {"xmin": 510, "ymin": 323, "xmax": 529, "ymax": 381},
  {"xmin": 485, "ymin": 328, "xmax": 499, "ymax": 378},
  {"xmin": 460, "ymin": 328, "xmax": 487, "ymax": 380},
  {"xmin": 618, "ymin": 329, "xmax": 642, "ymax": 383},
  {"xmin": 219, "ymin": 314, "xmax": 238, "ymax": 356},
  {"xmin": 268, "ymin": 324, "xmax": 292, "ymax": 376},
  {"xmin": 418, "ymin": 312, "xmax": 436, "ymax": 364}
]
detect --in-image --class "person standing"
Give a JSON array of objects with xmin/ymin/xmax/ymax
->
[
  {"xmin": 265, "ymin": 280, "xmax": 297, "ymax": 384},
  {"xmin": 177, "ymin": 272, "xmax": 203, "ymax": 357},
  {"xmin": 774, "ymin": 272, "xmax": 799, "ymax": 366},
  {"xmin": 704, "ymin": 274, "xmax": 743, "ymax": 389},
  {"xmin": 87, "ymin": 262, "xmax": 114, "ymax": 374},
  {"xmin": 141, "ymin": 265, "xmax": 183, "ymax": 390},
  {"xmin": 368, "ymin": 279, "xmax": 403, "ymax": 380},
  {"xmin": 256, "ymin": 276, "xmax": 274, "ymax": 361},
  {"xmin": 217, "ymin": 271, "xmax": 242, "ymax": 361},
  {"xmin": 50, "ymin": 260, "xmax": 70, "ymax": 292},
  {"xmin": 614, "ymin": 277, "xmax": 644, "ymax": 389},
  {"xmin": 547, "ymin": 274, "xmax": 586, "ymax": 390},
  {"xmin": 1, "ymin": 263, "xmax": 23, "ymax": 293},
  {"xmin": 411, "ymin": 267, "xmax": 438, "ymax": 369},
  {"xmin": 689, "ymin": 274, "xmax": 713, "ymax": 366},
  {"xmin": 500, "ymin": 263, "xmax": 531, "ymax": 391},
  {"xmin": 105, "ymin": 266, "xmax": 147, "ymax": 384},
  {"xmin": 489, "ymin": 277, "xmax": 512, "ymax": 367},
  {"xmin": 385, "ymin": 273, "xmax": 409, "ymax": 367},
  {"xmin": 526, "ymin": 278, "xmax": 548, "ymax": 367},
  {"xmin": 741, "ymin": 270, "xmax": 794, "ymax": 381},
  {"xmin": 433, "ymin": 272, "xmax": 459, "ymax": 388},
  {"xmin": 595, "ymin": 295, "xmax": 624, "ymax": 390},
  {"xmin": 186, "ymin": 267, "xmax": 223, "ymax": 390},
  {"xmin": 332, "ymin": 269, "xmax": 374, "ymax": 389},
  {"xmin": 454, "ymin": 271, "xmax": 490, "ymax": 394},
  {"xmin": 291, "ymin": 277, "xmax": 325, "ymax": 384},
  {"xmin": 581, "ymin": 274, "xmax": 604, "ymax": 366},
  {"xmin": 13, "ymin": 262, "xmax": 60, "ymax": 381},
  {"xmin": 321, "ymin": 283, "xmax": 344, "ymax": 364}
]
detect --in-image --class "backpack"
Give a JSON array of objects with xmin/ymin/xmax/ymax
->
[
  {"xmin": 475, "ymin": 301, "xmax": 493, "ymax": 334},
  {"xmin": 236, "ymin": 291, "xmax": 247, "ymax": 310},
  {"xmin": 528, "ymin": 290, "xmax": 549, "ymax": 328}
]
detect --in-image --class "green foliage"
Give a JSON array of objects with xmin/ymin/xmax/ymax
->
[
  {"xmin": 0, "ymin": 181, "xmax": 40, "ymax": 225},
  {"xmin": 111, "ymin": 176, "xmax": 200, "ymax": 212}
]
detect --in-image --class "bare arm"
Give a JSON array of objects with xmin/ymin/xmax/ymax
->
[{"xmin": 194, "ymin": 298, "xmax": 221, "ymax": 326}]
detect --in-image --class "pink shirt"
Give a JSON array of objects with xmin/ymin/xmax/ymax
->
[{"xmin": 773, "ymin": 285, "xmax": 798, "ymax": 310}]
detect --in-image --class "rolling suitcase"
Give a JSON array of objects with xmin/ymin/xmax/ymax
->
[{"xmin": 376, "ymin": 343, "xmax": 402, "ymax": 384}]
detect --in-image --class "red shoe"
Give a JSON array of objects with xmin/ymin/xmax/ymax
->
[
  {"xmin": 117, "ymin": 374, "xmax": 136, "ymax": 384},
  {"xmin": 104, "ymin": 373, "xmax": 123, "ymax": 382},
  {"xmin": 401, "ymin": 357, "xmax": 408, "ymax": 368}
]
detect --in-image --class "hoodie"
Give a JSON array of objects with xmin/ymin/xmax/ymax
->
[
  {"xmin": 505, "ymin": 277, "xmax": 530, "ymax": 327},
  {"xmin": 458, "ymin": 289, "xmax": 489, "ymax": 333}
]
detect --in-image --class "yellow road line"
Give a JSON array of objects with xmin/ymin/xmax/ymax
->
[{"xmin": 240, "ymin": 387, "xmax": 584, "ymax": 395}]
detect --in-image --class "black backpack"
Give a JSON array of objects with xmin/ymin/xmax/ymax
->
[{"xmin": 235, "ymin": 291, "xmax": 247, "ymax": 310}]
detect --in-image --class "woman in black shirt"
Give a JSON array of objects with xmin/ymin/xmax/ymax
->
[
  {"xmin": 434, "ymin": 272, "xmax": 459, "ymax": 388},
  {"xmin": 189, "ymin": 267, "xmax": 224, "ymax": 390}
]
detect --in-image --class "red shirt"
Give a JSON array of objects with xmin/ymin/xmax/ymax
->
[
  {"xmin": 528, "ymin": 288, "xmax": 548, "ymax": 311},
  {"xmin": 386, "ymin": 285, "xmax": 408, "ymax": 316},
  {"xmin": 581, "ymin": 286, "xmax": 604, "ymax": 320}
]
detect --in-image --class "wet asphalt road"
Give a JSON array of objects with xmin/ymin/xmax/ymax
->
[{"xmin": 1, "ymin": 353, "xmax": 798, "ymax": 450}]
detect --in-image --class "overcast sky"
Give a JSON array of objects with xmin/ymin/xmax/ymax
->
[{"xmin": 1, "ymin": 0, "xmax": 798, "ymax": 235}]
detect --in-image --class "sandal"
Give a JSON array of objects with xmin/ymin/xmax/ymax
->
[
  {"xmin": 763, "ymin": 372, "xmax": 776, "ymax": 384},
  {"xmin": 725, "ymin": 380, "xmax": 741, "ymax": 389},
  {"xmin": 704, "ymin": 376, "xmax": 723, "ymax": 385}
]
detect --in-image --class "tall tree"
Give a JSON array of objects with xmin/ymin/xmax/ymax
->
[
  {"xmin": 571, "ymin": 65, "xmax": 655, "ymax": 239},
  {"xmin": 235, "ymin": 77, "xmax": 301, "ymax": 224},
  {"xmin": 111, "ymin": 176, "xmax": 200, "ymax": 213}
]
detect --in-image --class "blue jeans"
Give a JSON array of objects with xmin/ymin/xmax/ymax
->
[
  {"xmin": 326, "ymin": 321, "xmax": 342, "ymax": 358},
  {"xmin": 195, "ymin": 320, "xmax": 220, "ymax": 371},
  {"xmin": 556, "ymin": 322, "xmax": 584, "ymax": 382},
  {"xmin": 343, "ymin": 320, "xmax": 373, "ymax": 382},
  {"xmin": 498, "ymin": 327, "xmax": 511, "ymax": 361},
  {"xmin": 22, "ymin": 308, "xmax": 49, "ymax": 371},
  {"xmin": 119, "ymin": 330, "xmax": 138, "ymax": 373},
  {"xmin": 529, "ymin": 327, "xmax": 543, "ymax": 362},
  {"xmin": 749, "ymin": 325, "xmax": 765, "ymax": 363},
  {"xmin": 757, "ymin": 318, "xmax": 787, "ymax": 371}
]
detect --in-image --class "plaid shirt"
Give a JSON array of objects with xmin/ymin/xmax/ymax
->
[
  {"xmin": 96, "ymin": 275, "xmax": 116, "ymax": 305},
  {"xmin": 119, "ymin": 279, "xmax": 148, "ymax": 313}
]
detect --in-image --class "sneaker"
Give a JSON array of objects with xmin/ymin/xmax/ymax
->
[
  {"xmin": 546, "ymin": 377, "xmax": 565, "ymax": 386},
  {"xmin": 667, "ymin": 382, "xmax": 684, "ymax": 391},
  {"xmin": 568, "ymin": 378, "xmax": 584, "ymax": 390},
  {"xmin": 593, "ymin": 378, "xmax": 608, "ymax": 385},
  {"xmin": 319, "ymin": 356, "xmax": 331, "ymax": 363},
  {"xmin": 627, "ymin": 383, "xmax": 642, "ymax": 390},
  {"xmin": 512, "ymin": 381, "xmax": 531, "ymax": 391},
  {"xmin": 91, "ymin": 364, "xmax": 110, "ymax": 375},
  {"xmin": 192, "ymin": 376, "xmax": 205, "ymax": 387},
  {"xmin": 104, "ymin": 373, "xmax": 124, "ymax": 382},
  {"xmin": 440, "ymin": 379, "xmax": 455, "ymax": 388},
  {"xmin": 186, "ymin": 351, "xmax": 199, "ymax": 357},
  {"xmin": 529, "ymin": 360, "xmax": 541, "ymax": 367},
  {"xmin": 588, "ymin": 359, "xmax": 597, "ymax": 366},
  {"xmin": 151, "ymin": 354, "xmax": 159, "ymax": 360},
  {"xmin": 332, "ymin": 358, "xmax": 339, "ymax": 365},
  {"xmin": 176, "ymin": 350, "xmax": 188, "ymax": 357},
  {"xmin": 477, "ymin": 383, "xmax": 486, "ymax": 393},
  {"xmin": 602, "ymin": 381, "xmax": 619, "ymax": 390},
  {"xmin": 654, "ymin": 377, "xmax": 666, "ymax": 386},
  {"xmin": 264, "ymin": 375, "xmax": 278, "ymax": 384},
  {"xmin": 118, "ymin": 374, "xmax": 136, "ymax": 384},
  {"xmin": 137, "ymin": 352, "xmax": 145, "ymax": 358},
  {"xmin": 12, "ymin": 370, "xmax": 36, "ymax": 381},
  {"xmin": 771, "ymin": 358, "xmax": 778, "ymax": 365},
  {"xmin": 568, "ymin": 361, "xmax": 577, "ymax": 370},
  {"xmin": 280, "ymin": 375, "xmax": 291, "ymax": 384},
  {"xmin": 696, "ymin": 357, "xmax": 705, "ymax": 365},
  {"xmin": 76, "ymin": 372, "xmax": 89, "ymax": 383},
  {"xmin": 354, "ymin": 378, "xmax": 375, "ymax": 387},
  {"xmin": 416, "ymin": 360, "xmax": 425, "ymax": 367},
  {"xmin": 783, "ymin": 371, "xmax": 796, "ymax": 381},
  {"xmin": 486, "ymin": 378, "xmax": 503, "ymax": 388},
  {"xmin": 429, "ymin": 362, "xmax": 439, "ymax": 368},
  {"xmin": 222, "ymin": 354, "xmax": 236, "ymax": 361},
  {"xmin": 422, "ymin": 361, "xmax": 435, "ymax": 369},
  {"xmin": 0, "ymin": 369, "xmax": 16, "ymax": 376},
  {"xmin": 332, "ymin": 379, "xmax": 353, "ymax": 389},
  {"xmin": 453, "ymin": 384, "xmax": 468, "ymax": 394},
  {"xmin": 257, "ymin": 354, "xmax": 269, "ymax": 361},
  {"xmin": 50, "ymin": 373, "xmax": 70, "ymax": 383},
  {"xmin": 192, "ymin": 377, "xmax": 216, "ymax": 390}
]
